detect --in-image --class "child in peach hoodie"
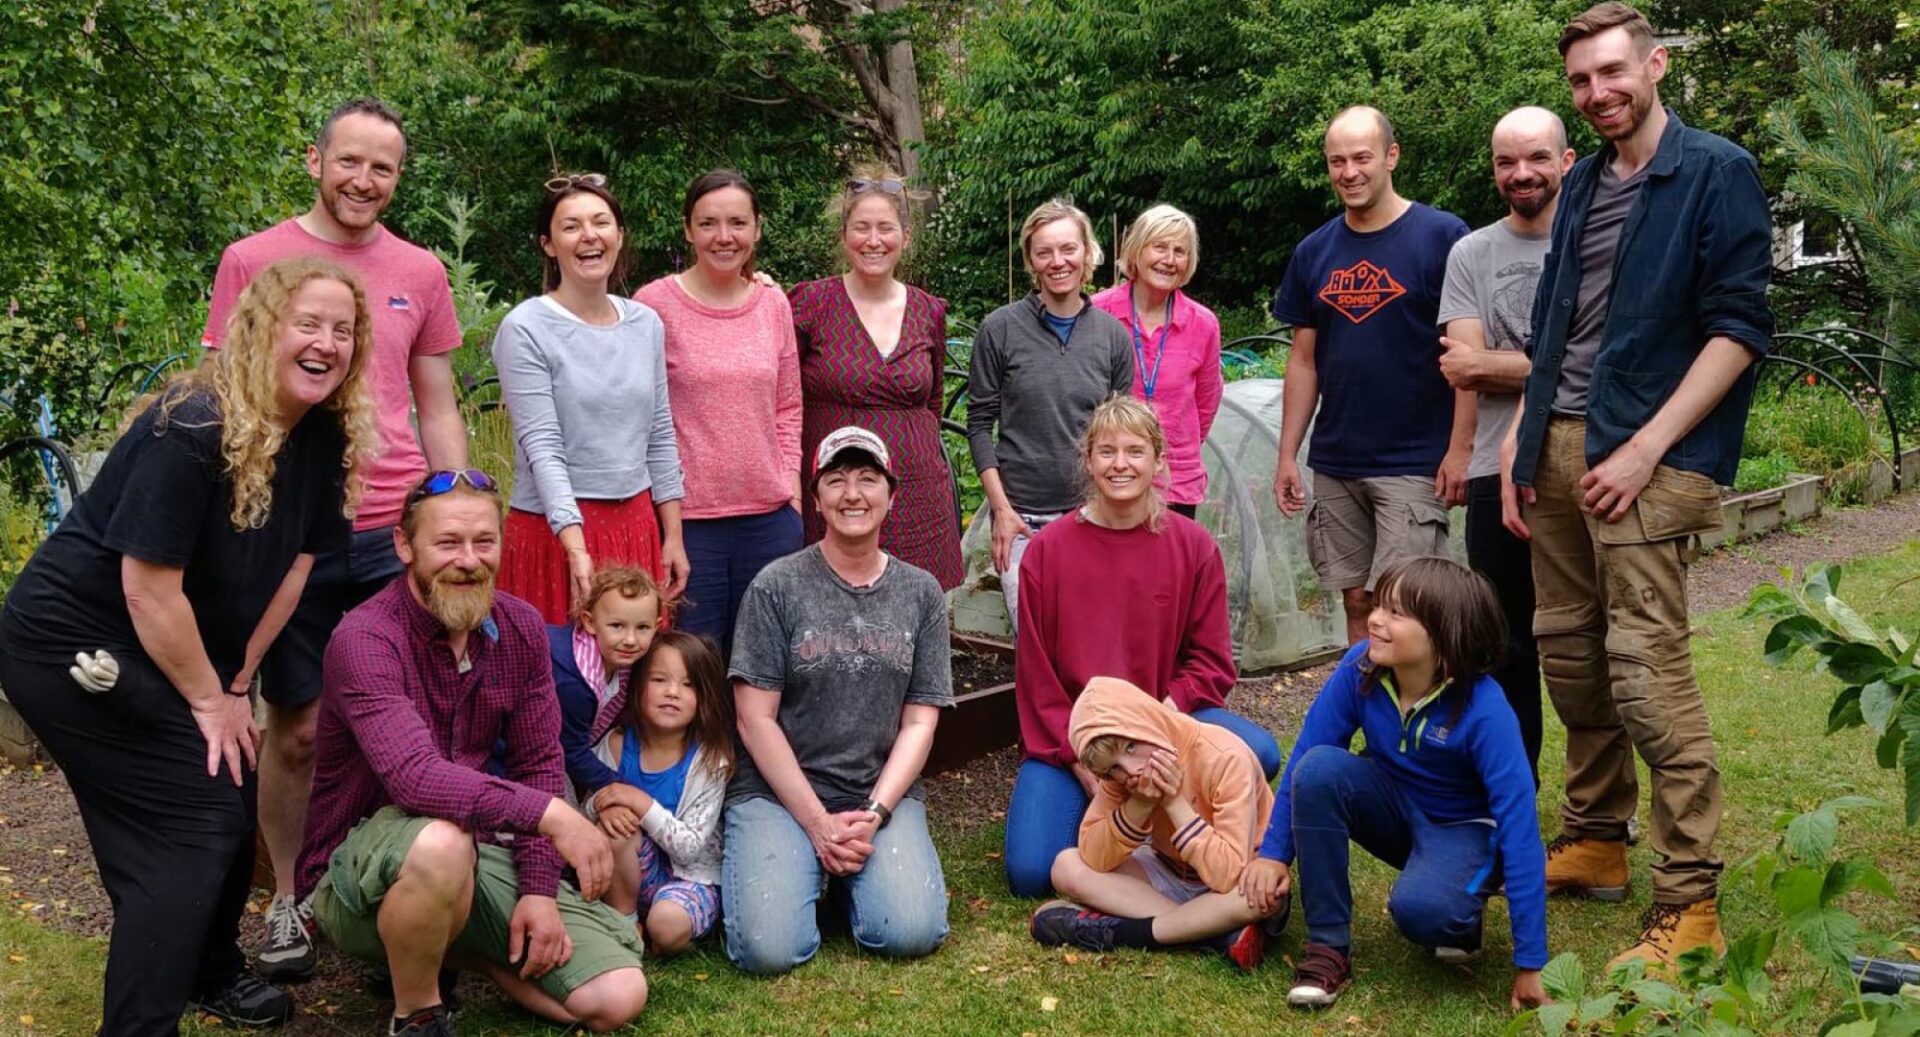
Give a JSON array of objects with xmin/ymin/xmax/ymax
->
[{"xmin": 1028, "ymin": 676, "xmax": 1285, "ymax": 970}]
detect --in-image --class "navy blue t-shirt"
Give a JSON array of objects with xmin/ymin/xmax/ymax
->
[{"xmin": 1271, "ymin": 203, "xmax": 1469, "ymax": 479}]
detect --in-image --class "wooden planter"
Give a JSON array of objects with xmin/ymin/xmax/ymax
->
[{"xmin": 1699, "ymin": 473, "xmax": 1825, "ymax": 550}]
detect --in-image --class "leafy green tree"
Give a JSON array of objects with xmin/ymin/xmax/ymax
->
[{"xmin": 0, "ymin": 0, "xmax": 350, "ymax": 437}]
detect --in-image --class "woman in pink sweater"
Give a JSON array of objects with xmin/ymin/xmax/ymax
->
[
  {"xmin": 1089, "ymin": 205, "xmax": 1224, "ymax": 519},
  {"xmin": 635, "ymin": 170, "xmax": 802, "ymax": 653},
  {"xmin": 1004, "ymin": 396, "xmax": 1279, "ymax": 898}
]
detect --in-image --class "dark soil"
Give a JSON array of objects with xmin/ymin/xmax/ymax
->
[{"xmin": 2, "ymin": 490, "xmax": 1916, "ymax": 1031}]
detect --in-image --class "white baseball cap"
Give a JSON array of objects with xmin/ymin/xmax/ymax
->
[{"xmin": 813, "ymin": 426, "xmax": 895, "ymax": 484}]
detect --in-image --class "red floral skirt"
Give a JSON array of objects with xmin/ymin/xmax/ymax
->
[{"xmin": 500, "ymin": 491, "xmax": 663, "ymax": 625}]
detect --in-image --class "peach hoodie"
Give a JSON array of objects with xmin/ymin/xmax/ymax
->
[{"xmin": 1068, "ymin": 677, "xmax": 1273, "ymax": 894}]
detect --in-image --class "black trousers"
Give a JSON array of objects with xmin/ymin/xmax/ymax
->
[
  {"xmin": 0, "ymin": 624, "xmax": 255, "ymax": 1037},
  {"xmin": 1465, "ymin": 474, "xmax": 1544, "ymax": 783}
]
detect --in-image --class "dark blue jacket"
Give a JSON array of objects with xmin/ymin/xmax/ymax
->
[
  {"xmin": 1512, "ymin": 110, "xmax": 1774, "ymax": 488},
  {"xmin": 548, "ymin": 623, "xmax": 622, "ymax": 798}
]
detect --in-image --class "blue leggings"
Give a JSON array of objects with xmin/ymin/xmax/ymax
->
[
  {"xmin": 1003, "ymin": 707, "xmax": 1282, "ymax": 898},
  {"xmin": 679, "ymin": 507, "xmax": 803, "ymax": 657},
  {"xmin": 1290, "ymin": 745, "xmax": 1495, "ymax": 952}
]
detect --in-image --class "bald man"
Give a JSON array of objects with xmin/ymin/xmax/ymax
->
[
  {"xmin": 1435, "ymin": 106, "xmax": 1576, "ymax": 781},
  {"xmin": 1271, "ymin": 106, "xmax": 1471, "ymax": 643}
]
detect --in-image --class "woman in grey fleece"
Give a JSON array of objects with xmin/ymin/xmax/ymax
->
[
  {"xmin": 966, "ymin": 198, "xmax": 1133, "ymax": 629},
  {"xmin": 493, "ymin": 175, "xmax": 688, "ymax": 622}
]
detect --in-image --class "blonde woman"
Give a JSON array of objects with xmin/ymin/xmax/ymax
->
[
  {"xmin": 1090, "ymin": 205, "xmax": 1224, "ymax": 518},
  {"xmin": 0, "ymin": 258, "xmax": 374, "ymax": 1032},
  {"xmin": 1004, "ymin": 396, "xmax": 1279, "ymax": 897},
  {"xmin": 966, "ymin": 198, "xmax": 1133, "ymax": 628}
]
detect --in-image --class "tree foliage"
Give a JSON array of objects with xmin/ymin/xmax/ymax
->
[
  {"xmin": 0, "ymin": 0, "xmax": 350, "ymax": 437},
  {"xmin": 931, "ymin": 0, "xmax": 1579, "ymax": 317}
]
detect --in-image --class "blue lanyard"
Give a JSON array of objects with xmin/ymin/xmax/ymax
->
[{"xmin": 1129, "ymin": 291, "xmax": 1173, "ymax": 401}]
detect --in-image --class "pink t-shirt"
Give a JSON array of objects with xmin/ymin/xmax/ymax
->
[
  {"xmin": 1089, "ymin": 285, "xmax": 1224, "ymax": 506},
  {"xmin": 634, "ymin": 276, "xmax": 801, "ymax": 520},
  {"xmin": 203, "ymin": 219, "xmax": 462, "ymax": 530}
]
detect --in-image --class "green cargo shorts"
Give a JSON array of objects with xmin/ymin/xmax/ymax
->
[{"xmin": 311, "ymin": 807, "xmax": 644, "ymax": 1002}]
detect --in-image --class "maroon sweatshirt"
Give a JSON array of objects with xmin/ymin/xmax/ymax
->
[{"xmin": 1013, "ymin": 511, "xmax": 1237, "ymax": 767}]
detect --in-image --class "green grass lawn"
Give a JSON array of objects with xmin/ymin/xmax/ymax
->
[{"xmin": 7, "ymin": 543, "xmax": 1920, "ymax": 1036}]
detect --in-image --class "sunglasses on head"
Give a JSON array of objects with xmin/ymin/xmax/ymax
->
[
  {"xmin": 407, "ymin": 469, "xmax": 499, "ymax": 509},
  {"xmin": 847, "ymin": 177, "xmax": 905, "ymax": 196},
  {"xmin": 545, "ymin": 172, "xmax": 608, "ymax": 193}
]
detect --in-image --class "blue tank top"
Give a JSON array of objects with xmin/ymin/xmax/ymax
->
[{"xmin": 617, "ymin": 726, "xmax": 696, "ymax": 815}]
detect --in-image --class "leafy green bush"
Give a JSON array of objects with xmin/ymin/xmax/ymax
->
[
  {"xmin": 1734, "ymin": 453, "xmax": 1798, "ymax": 493},
  {"xmin": 1741, "ymin": 388, "xmax": 1881, "ymax": 503}
]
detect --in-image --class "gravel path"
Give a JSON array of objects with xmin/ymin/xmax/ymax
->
[{"xmin": 1, "ymin": 490, "xmax": 1915, "ymax": 1031}]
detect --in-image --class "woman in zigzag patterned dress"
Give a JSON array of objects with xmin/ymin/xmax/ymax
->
[{"xmin": 787, "ymin": 167, "xmax": 964, "ymax": 589}]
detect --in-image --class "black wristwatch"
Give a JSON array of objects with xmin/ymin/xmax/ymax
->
[{"xmin": 863, "ymin": 798, "xmax": 893, "ymax": 829}]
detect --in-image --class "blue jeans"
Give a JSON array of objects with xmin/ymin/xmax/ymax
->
[
  {"xmin": 1002, "ymin": 707, "xmax": 1282, "ymax": 898},
  {"xmin": 680, "ymin": 507, "xmax": 803, "ymax": 656},
  {"xmin": 1290, "ymin": 745, "xmax": 1495, "ymax": 951},
  {"xmin": 721, "ymin": 796, "xmax": 948, "ymax": 975}
]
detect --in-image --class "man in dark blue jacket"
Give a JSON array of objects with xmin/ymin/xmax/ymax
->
[{"xmin": 1497, "ymin": 1, "xmax": 1774, "ymax": 971}]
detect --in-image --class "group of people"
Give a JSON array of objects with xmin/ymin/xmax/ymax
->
[
  {"xmin": 1008, "ymin": 0, "xmax": 1769, "ymax": 1012},
  {"xmin": 0, "ymin": 1, "xmax": 1780, "ymax": 1033}
]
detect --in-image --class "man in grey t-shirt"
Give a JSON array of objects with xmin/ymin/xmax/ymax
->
[
  {"xmin": 1436, "ymin": 105, "xmax": 1574, "ymax": 781},
  {"xmin": 722, "ymin": 426, "xmax": 952, "ymax": 975}
]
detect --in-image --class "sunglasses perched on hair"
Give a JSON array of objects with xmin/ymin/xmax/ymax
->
[
  {"xmin": 847, "ymin": 177, "xmax": 905, "ymax": 195},
  {"xmin": 545, "ymin": 172, "xmax": 608, "ymax": 193},
  {"xmin": 407, "ymin": 469, "xmax": 499, "ymax": 509}
]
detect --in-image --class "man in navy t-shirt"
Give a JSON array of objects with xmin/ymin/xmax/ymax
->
[{"xmin": 1271, "ymin": 105, "xmax": 1471, "ymax": 643}]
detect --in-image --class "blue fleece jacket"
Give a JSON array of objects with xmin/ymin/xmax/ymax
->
[
  {"xmin": 549, "ymin": 623, "xmax": 621, "ymax": 798},
  {"xmin": 1258, "ymin": 642, "xmax": 1548, "ymax": 969}
]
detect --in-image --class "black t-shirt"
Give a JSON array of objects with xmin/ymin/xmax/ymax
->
[{"xmin": 1, "ymin": 390, "xmax": 350, "ymax": 682}]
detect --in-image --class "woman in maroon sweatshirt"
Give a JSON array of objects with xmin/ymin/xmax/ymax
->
[{"xmin": 1003, "ymin": 396, "xmax": 1280, "ymax": 897}]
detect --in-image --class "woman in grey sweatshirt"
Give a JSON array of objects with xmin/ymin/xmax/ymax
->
[
  {"xmin": 966, "ymin": 197, "xmax": 1133, "ymax": 629},
  {"xmin": 492, "ymin": 175, "xmax": 688, "ymax": 623}
]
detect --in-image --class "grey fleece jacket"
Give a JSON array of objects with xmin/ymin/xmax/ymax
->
[{"xmin": 966, "ymin": 292, "xmax": 1133, "ymax": 514}]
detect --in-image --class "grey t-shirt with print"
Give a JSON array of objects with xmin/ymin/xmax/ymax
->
[
  {"xmin": 1554, "ymin": 163, "xmax": 1646, "ymax": 416},
  {"xmin": 1438, "ymin": 219, "xmax": 1551, "ymax": 479},
  {"xmin": 726, "ymin": 544, "xmax": 954, "ymax": 812}
]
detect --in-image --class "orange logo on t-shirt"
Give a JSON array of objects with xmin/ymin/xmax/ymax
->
[{"xmin": 1318, "ymin": 260, "xmax": 1406, "ymax": 324}]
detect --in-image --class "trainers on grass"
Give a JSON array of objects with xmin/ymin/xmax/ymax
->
[{"xmin": 257, "ymin": 893, "xmax": 315, "ymax": 981}]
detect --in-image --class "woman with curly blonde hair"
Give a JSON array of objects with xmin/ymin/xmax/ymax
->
[{"xmin": 0, "ymin": 257, "xmax": 373, "ymax": 1032}]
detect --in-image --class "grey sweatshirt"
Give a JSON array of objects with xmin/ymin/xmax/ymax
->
[
  {"xmin": 967, "ymin": 292, "xmax": 1134, "ymax": 514},
  {"xmin": 492, "ymin": 295, "xmax": 686, "ymax": 532}
]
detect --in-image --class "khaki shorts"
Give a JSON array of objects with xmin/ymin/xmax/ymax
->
[
  {"xmin": 312, "ymin": 807, "xmax": 644, "ymax": 1002},
  {"xmin": 1305, "ymin": 472, "xmax": 1450, "ymax": 592}
]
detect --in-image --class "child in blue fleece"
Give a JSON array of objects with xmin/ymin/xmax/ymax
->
[{"xmin": 1241, "ymin": 556, "xmax": 1549, "ymax": 1011}]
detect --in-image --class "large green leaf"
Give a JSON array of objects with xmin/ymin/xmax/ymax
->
[
  {"xmin": 1862, "ymin": 680, "xmax": 1902, "ymax": 734},
  {"xmin": 1825, "ymin": 594, "xmax": 1886, "ymax": 646},
  {"xmin": 1786, "ymin": 808, "xmax": 1839, "ymax": 864},
  {"xmin": 1830, "ymin": 642, "xmax": 1897, "ymax": 684},
  {"xmin": 1539, "ymin": 951, "xmax": 1585, "ymax": 1001},
  {"xmin": 1786, "ymin": 906, "xmax": 1861, "ymax": 971},
  {"xmin": 1765, "ymin": 615, "xmax": 1834, "ymax": 664}
]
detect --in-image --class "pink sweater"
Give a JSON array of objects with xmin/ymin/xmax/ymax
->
[
  {"xmin": 635, "ymin": 276, "xmax": 802, "ymax": 519},
  {"xmin": 1089, "ymin": 285, "xmax": 1224, "ymax": 506}
]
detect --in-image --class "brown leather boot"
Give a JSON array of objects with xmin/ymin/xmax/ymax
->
[
  {"xmin": 1544, "ymin": 835, "xmax": 1629, "ymax": 901},
  {"xmin": 1608, "ymin": 899, "xmax": 1727, "ymax": 972}
]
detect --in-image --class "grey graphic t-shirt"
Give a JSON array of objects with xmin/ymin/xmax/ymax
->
[
  {"xmin": 1438, "ymin": 219, "xmax": 1551, "ymax": 478},
  {"xmin": 727, "ymin": 544, "xmax": 954, "ymax": 811}
]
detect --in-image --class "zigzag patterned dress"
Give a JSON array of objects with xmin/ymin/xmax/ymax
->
[{"xmin": 790, "ymin": 276, "xmax": 965, "ymax": 589}]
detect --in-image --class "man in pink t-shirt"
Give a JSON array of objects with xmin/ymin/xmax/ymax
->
[{"xmin": 200, "ymin": 97, "xmax": 466, "ymax": 981}]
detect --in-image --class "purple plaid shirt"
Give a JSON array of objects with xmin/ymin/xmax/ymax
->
[{"xmin": 296, "ymin": 580, "xmax": 566, "ymax": 900}]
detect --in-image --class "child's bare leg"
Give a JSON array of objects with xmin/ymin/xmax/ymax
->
[
  {"xmin": 605, "ymin": 833, "xmax": 643, "ymax": 917},
  {"xmin": 1050, "ymin": 850, "xmax": 1178, "ymax": 917},
  {"xmin": 645, "ymin": 900, "xmax": 695, "ymax": 955},
  {"xmin": 1147, "ymin": 890, "xmax": 1269, "ymax": 945}
]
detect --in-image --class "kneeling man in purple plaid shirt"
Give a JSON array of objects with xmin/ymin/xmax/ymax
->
[{"xmin": 294, "ymin": 469, "xmax": 647, "ymax": 1037}]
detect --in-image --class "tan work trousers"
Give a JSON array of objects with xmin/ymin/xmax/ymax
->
[{"xmin": 1525, "ymin": 417, "xmax": 1725, "ymax": 904}]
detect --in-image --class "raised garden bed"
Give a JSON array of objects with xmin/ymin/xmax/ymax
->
[{"xmin": 1700, "ymin": 472, "xmax": 1825, "ymax": 549}]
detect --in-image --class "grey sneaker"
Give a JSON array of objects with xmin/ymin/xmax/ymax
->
[{"xmin": 257, "ymin": 894, "xmax": 315, "ymax": 981}]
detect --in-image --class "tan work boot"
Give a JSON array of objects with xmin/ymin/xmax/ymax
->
[
  {"xmin": 1608, "ymin": 900, "xmax": 1727, "ymax": 973},
  {"xmin": 1545, "ymin": 835, "xmax": 1629, "ymax": 901}
]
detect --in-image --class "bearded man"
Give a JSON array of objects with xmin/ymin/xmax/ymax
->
[{"xmin": 295, "ymin": 470, "xmax": 647, "ymax": 1037}]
